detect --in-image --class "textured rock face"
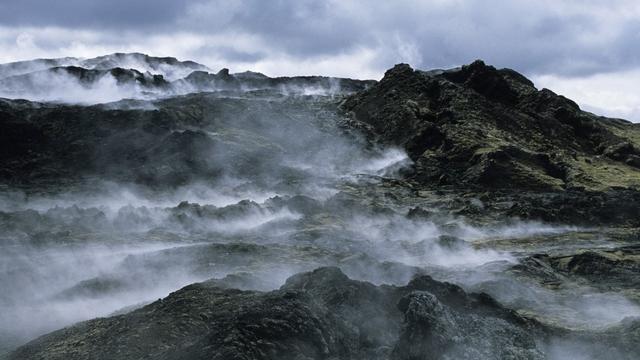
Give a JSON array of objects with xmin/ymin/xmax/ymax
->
[
  {"xmin": 515, "ymin": 245, "xmax": 640, "ymax": 295},
  {"xmin": 392, "ymin": 291, "xmax": 543, "ymax": 360},
  {"xmin": 8, "ymin": 268, "xmax": 548, "ymax": 360},
  {"xmin": 11, "ymin": 267, "xmax": 639, "ymax": 360},
  {"xmin": 342, "ymin": 60, "xmax": 640, "ymax": 192}
]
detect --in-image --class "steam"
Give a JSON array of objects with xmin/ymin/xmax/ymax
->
[
  {"xmin": 0, "ymin": 241, "xmax": 200, "ymax": 349},
  {"xmin": 1, "ymin": 55, "xmax": 638, "ymax": 358},
  {"xmin": 0, "ymin": 53, "xmax": 210, "ymax": 81},
  {"xmin": 0, "ymin": 181, "xmax": 278, "ymax": 213},
  {"xmin": 0, "ymin": 176, "xmax": 606, "ymax": 350},
  {"xmin": 1, "ymin": 175, "xmax": 637, "ymax": 355},
  {"xmin": 0, "ymin": 54, "xmax": 363, "ymax": 105},
  {"xmin": 0, "ymin": 69, "xmax": 153, "ymax": 104}
]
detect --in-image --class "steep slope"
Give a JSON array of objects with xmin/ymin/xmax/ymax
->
[{"xmin": 342, "ymin": 60, "xmax": 640, "ymax": 192}]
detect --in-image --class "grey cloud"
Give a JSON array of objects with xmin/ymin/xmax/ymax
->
[
  {"xmin": 181, "ymin": 0, "xmax": 372, "ymax": 57},
  {"xmin": 0, "ymin": 0, "xmax": 192, "ymax": 29},
  {"xmin": 175, "ymin": 0, "xmax": 640, "ymax": 77},
  {"xmin": 196, "ymin": 45, "xmax": 267, "ymax": 63},
  {"xmin": 0, "ymin": 0, "xmax": 639, "ymax": 78}
]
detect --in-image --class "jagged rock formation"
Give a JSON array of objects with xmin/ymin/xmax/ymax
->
[
  {"xmin": 343, "ymin": 61, "xmax": 640, "ymax": 192},
  {"xmin": 6, "ymin": 268, "xmax": 546, "ymax": 360},
  {"xmin": 10, "ymin": 267, "xmax": 640, "ymax": 360},
  {"xmin": 0, "ymin": 53, "xmax": 373, "ymax": 103}
]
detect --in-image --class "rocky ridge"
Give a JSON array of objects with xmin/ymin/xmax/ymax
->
[
  {"xmin": 343, "ymin": 60, "xmax": 640, "ymax": 192},
  {"xmin": 0, "ymin": 53, "xmax": 374, "ymax": 103}
]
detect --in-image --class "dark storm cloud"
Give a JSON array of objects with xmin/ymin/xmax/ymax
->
[
  {"xmin": 170, "ymin": 0, "xmax": 640, "ymax": 76},
  {"xmin": 172, "ymin": 0, "xmax": 374, "ymax": 58},
  {"xmin": 0, "ymin": 0, "xmax": 190, "ymax": 29},
  {"xmin": 0, "ymin": 0, "xmax": 639, "ymax": 78}
]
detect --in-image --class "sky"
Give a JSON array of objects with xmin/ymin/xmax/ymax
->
[{"xmin": 0, "ymin": 0, "xmax": 639, "ymax": 121}]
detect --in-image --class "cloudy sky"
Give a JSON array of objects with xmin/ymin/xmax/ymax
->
[{"xmin": 0, "ymin": 0, "xmax": 639, "ymax": 120}]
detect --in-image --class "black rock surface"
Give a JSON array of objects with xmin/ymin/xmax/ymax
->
[{"xmin": 6, "ymin": 268, "xmax": 547, "ymax": 360}]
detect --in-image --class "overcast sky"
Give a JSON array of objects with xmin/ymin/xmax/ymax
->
[{"xmin": 0, "ymin": 0, "xmax": 638, "ymax": 120}]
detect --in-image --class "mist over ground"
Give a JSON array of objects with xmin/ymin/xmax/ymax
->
[{"xmin": 1, "ymin": 54, "xmax": 640, "ymax": 360}]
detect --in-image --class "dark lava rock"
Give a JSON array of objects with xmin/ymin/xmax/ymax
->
[
  {"xmin": 3, "ymin": 59, "xmax": 640, "ymax": 226},
  {"xmin": 342, "ymin": 60, "xmax": 640, "ymax": 192},
  {"xmin": 407, "ymin": 206, "xmax": 434, "ymax": 220},
  {"xmin": 512, "ymin": 245, "xmax": 640, "ymax": 294},
  {"xmin": 502, "ymin": 189, "xmax": 640, "ymax": 226},
  {"xmin": 391, "ymin": 291, "xmax": 542, "ymax": 360},
  {"xmin": 553, "ymin": 246, "xmax": 640, "ymax": 289},
  {"xmin": 9, "ymin": 267, "xmax": 551, "ymax": 360},
  {"xmin": 0, "ymin": 90, "xmax": 346, "ymax": 189},
  {"xmin": 342, "ymin": 60, "xmax": 640, "ymax": 225}
]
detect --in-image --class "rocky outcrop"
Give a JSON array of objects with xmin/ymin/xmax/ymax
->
[
  {"xmin": 9, "ymin": 267, "xmax": 549, "ymax": 360},
  {"xmin": 12, "ymin": 267, "xmax": 640, "ymax": 360},
  {"xmin": 515, "ymin": 245, "xmax": 640, "ymax": 294},
  {"xmin": 342, "ymin": 61, "xmax": 640, "ymax": 192},
  {"xmin": 391, "ymin": 291, "xmax": 542, "ymax": 360}
]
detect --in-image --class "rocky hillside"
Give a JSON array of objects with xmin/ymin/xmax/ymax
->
[
  {"xmin": 0, "ymin": 90, "xmax": 370, "ymax": 191},
  {"xmin": 2, "ymin": 56, "xmax": 640, "ymax": 360},
  {"xmin": 10, "ymin": 267, "xmax": 639, "ymax": 360},
  {"xmin": 343, "ymin": 61, "xmax": 640, "ymax": 192},
  {"xmin": 0, "ymin": 53, "xmax": 373, "ymax": 103}
]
